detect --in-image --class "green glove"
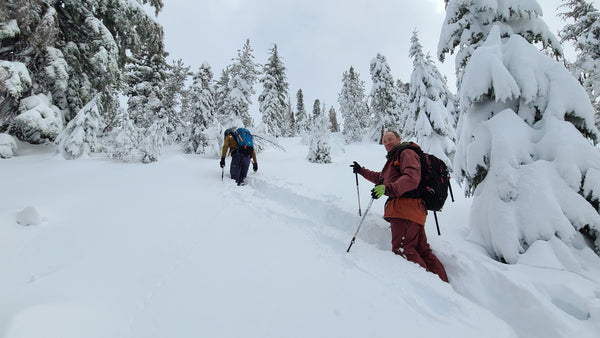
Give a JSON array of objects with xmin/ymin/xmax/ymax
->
[{"xmin": 371, "ymin": 185, "xmax": 385, "ymax": 199}]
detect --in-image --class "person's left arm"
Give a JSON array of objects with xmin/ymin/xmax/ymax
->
[{"xmin": 252, "ymin": 150, "xmax": 258, "ymax": 171}]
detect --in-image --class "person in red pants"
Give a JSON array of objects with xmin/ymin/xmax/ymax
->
[{"xmin": 351, "ymin": 130, "xmax": 448, "ymax": 282}]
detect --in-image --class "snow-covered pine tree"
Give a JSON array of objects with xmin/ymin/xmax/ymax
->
[
  {"xmin": 310, "ymin": 98, "xmax": 321, "ymax": 126},
  {"xmin": 163, "ymin": 59, "xmax": 191, "ymax": 141},
  {"xmin": 222, "ymin": 73, "xmax": 252, "ymax": 127},
  {"xmin": 338, "ymin": 66, "xmax": 367, "ymax": 143},
  {"xmin": 140, "ymin": 117, "xmax": 167, "ymax": 163},
  {"xmin": 559, "ymin": 0, "xmax": 600, "ymax": 128},
  {"xmin": 185, "ymin": 63, "xmax": 221, "ymax": 155},
  {"xmin": 230, "ymin": 39, "xmax": 260, "ymax": 121},
  {"xmin": 328, "ymin": 106, "xmax": 339, "ymax": 132},
  {"xmin": 438, "ymin": 0, "xmax": 562, "ymax": 91},
  {"xmin": 216, "ymin": 40, "xmax": 260, "ymax": 128},
  {"xmin": 407, "ymin": 30, "xmax": 456, "ymax": 168},
  {"xmin": 440, "ymin": 0, "xmax": 600, "ymax": 262},
  {"xmin": 56, "ymin": 95, "xmax": 102, "ymax": 160},
  {"xmin": 307, "ymin": 103, "xmax": 332, "ymax": 164},
  {"xmin": 369, "ymin": 53, "xmax": 402, "ymax": 141},
  {"xmin": 295, "ymin": 89, "xmax": 309, "ymax": 134},
  {"xmin": 259, "ymin": 44, "xmax": 289, "ymax": 137},
  {"xmin": 214, "ymin": 67, "xmax": 232, "ymax": 125},
  {"xmin": 395, "ymin": 78, "xmax": 411, "ymax": 140},
  {"xmin": 123, "ymin": 51, "xmax": 168, "ymax": 130},
  {"xmin": 285, "ymin": 96, "xmax": 296, "ymax": 136},
  {"xmin": 0, "ymin": 0, "xmax": 165, "ymax": 133},
  {"xmin": 109, "ymin": 108, "xmax": 140, "ymax": 162}
]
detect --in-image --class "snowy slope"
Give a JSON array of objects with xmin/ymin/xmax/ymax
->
[{"xmin": 1, "ymin": 134, "xmax": 599, "ymax": 337}]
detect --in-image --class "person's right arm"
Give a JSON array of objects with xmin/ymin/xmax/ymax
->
[
  {"xmin": 221, "ymin": 137, "xmax": 230, "ymax": 158},
  {"xmin": 359, "ymin": 166, "xmax": 381, "ymax": 185}
]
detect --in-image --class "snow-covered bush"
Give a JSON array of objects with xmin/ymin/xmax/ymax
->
[
  {"xmin": 56, "ymin": 96, "xmax": 101, "ymax": 159},
  {"xmin": 12, "ymin": 93, "xmax": 63, "ymax": 144},
  {"xmin": 0, "ymin": 60, "xmax": 31, "ymax": 99},
  {"xmin": 0, "ymin": 133, "xmax": 17, "ymax": 158},
  {"xmin": 186, "ymin": 125, "xmax": 222, "ymax": 157},
  {"xmin": 16, "ymin": 206, "xmax": 42, "ymax": 226}
]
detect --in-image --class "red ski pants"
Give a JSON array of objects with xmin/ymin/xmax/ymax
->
[{"xmin": 390, "ymin": 218, "xmax": 448, "ymax": 282}]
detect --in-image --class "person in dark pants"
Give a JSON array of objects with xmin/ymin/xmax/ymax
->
[
  {"xmin": 352, "ymin": 130, "xmax": 448, "ymax": 282},
  {"xmin": 220, "ymin": 128, "xmax": 257, "ymax": 185}
]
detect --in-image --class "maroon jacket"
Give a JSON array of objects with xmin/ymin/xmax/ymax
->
[{"xmin": 360, "ymin": 143, "xmax": 427, "ymax": 225}]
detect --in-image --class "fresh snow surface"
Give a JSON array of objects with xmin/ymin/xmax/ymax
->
[{"xmin": 1, "ymin": 134, "xmax": 600, "ymax": 338}]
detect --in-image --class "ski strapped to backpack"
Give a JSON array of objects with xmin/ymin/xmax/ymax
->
[
  {"xmin": 233, "ymin": 128, "xmax": 254, "ymax": 156},
  {"xmin": 392, "ymin": 142, "xmax": 454, "ymax": 235}
]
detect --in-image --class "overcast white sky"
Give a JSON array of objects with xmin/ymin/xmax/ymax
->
[{"xmin": 155, "ymin": 0, "xmax": 599, "ymax": 117}]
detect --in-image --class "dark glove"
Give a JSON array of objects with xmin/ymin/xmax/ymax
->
[
  {"xmin": 350, "ymin": 161, "xmax": 361, "ymax": 174},
  {"xmin": 371, "ymin": 185, "xmax": 385, "ymax": 199},
  {"xmin": 253, "ymin": 162, "xmax": 258, "ymax": 172},
  {"xmin": 220, "ymin": 157, "xmax": 225, "ymax": 168}
]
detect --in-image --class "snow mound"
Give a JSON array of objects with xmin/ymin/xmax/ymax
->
[
  {"xmin": 16, "ymin": 206, "xmax": 42, "ymax": 226},
  {"xmin": 0, "ymin": 133, "xmax": 17, "ymax": 158}
]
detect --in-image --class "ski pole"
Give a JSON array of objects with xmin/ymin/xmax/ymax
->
[
  {"xmin": 221, "ymin": 167, "xmax": 224, "ymax": 181},
  {"xmin": 346, "ymin": 197, "xmax": 375, "ymax": 253},
  {"xmin": 355, "ymin": 172, "xmax": 362, "ymax": 216},
  {"xmin": 347, "ymin": 177, "xmax": 383, "ymax": 253}
]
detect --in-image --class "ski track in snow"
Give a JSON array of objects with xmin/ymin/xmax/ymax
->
[{"xmin": 243, "ymin": 175, "xmax": 391, "ymax": 252}]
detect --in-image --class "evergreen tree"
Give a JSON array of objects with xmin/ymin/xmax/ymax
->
[
  {"xmin": 369, "ymin": 53, "xmax": 402, "ymax": 141},
  {"xmin": 214, "ymin": 66, "xmax": 231, "ymax": 125},
  {"xmin": 185, "ymin": 63, "xmax": 221, "ymax": 155},
  {"xmin": 438, "ymin": 0, "xmax": 562, "ymax": 92},
  {"xmin": 307, "ymin": 104, "xmax": 332, "ymax": 164},
  {"xmin": 140, "ymin": 117, "xmax": 167, "ymax": 163},
  {"xmin": 407, "ymin": 30, "xmax": 456, "ymax": 167},
  {"xmin": 295, "ymin": 89, "xmax": 308, "ymax": 134},
  {"xmin": 56, "ymin": 95, "xmax": 102, "ymax": 159},
  {"xmin": 231, "ymin": 39, "xmax": 259, "ymax": 103},
  {"xmin": 559, "ymin": 0, "xmax": 600, "ymax": 127},
  {"xmin": 0, "ymin": 0, "xmax": 165, "ymax": 138},
  {"xmin": 109, "ymin": 108, "xmax": 140, "ymax": 162},
  {"xmin": 440, "ymin": 0, "xmax": 600, "ymax": 262},
  {"xmin": 259, "ymin": 44, "xmax": 289, "ymax": 137},
  {"xmin": 216, "ymin": 39, "xmax": 260, "ymax": 128},
  {"xmin": 163, "ymin": 59, "xmax": 191, "ymax": 141},
  {"xmin": 123, "ymin": 51, "xmax": 168, "ymax": 130},
  {"xmin": 223, "ymin": 72, "xmax": 252, "ymax": 127},
  {"xmin": 328, "ymin": 106, "xmax": 339, "ymax": 132},
  {"xmin": 338, "ymin": 66, "xmax": 367, "ymax": 143},
  {"xmin": 285, "ymin": 95, "xmax": 296, "ymax": 136},
  {"xmin": 312, "ymin": 98, "xmax": 321, "ymax": 124},
  {"xmin": 395, "ymin": 78, "xmax": 411, "ymax": 139}
]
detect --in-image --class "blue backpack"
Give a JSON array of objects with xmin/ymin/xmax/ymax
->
[{"xmin": 233, "ymin": 128, "xmax": 254, "ymax": 156}]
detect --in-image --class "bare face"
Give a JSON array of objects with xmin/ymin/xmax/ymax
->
[{"xmin": 382, "ymin": 132, "xmax": 401, "ymax": 152}]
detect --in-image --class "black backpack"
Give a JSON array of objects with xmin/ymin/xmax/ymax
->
[{"xmin": 394, "ymin": 143, "xmax": 454, "ymax": 234}]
